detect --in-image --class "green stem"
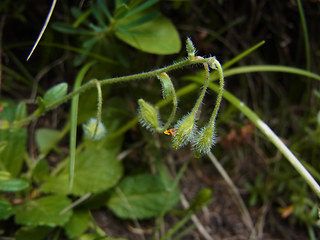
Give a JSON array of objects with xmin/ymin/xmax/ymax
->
[
  {"xmin": 208, "ymin": 58, "xmax": 224, "ymax": 127},
  {"xmin": 162, "ymin": 81, "xmax": 178, "ymax": 131},
  {"xmin": 14, "ymin": 58, "xmax": 209, "ymax": 127},
  {"xmin": 159, "ymin": 211, "xmax": 194, "ymax": 240},
  {"xmin": 69, "ymin": 62, "xmax": 95, "ymax": 192},
  {"xmin": 190, "ymin": 57, "xmax": 210, "ymax": 116},
  {"xmin": 92, "ymin": 79, "xmax": 103, "ymax": 138}
]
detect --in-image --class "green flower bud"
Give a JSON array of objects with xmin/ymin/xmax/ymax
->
[
  {"xmin": 207, "ymin": 57, "xmax": 217, "ymax": 70},
  {"xmin": 138, "ymin": 99, "xmax": 160, "ymax": 131},
  {"xmin": 172, "ymin": 113, "xmax": 197, "ymax": 149},
  {"xmin": 157, "ymin": 73, "xmax": 174, "ymax": 100},
  {"xmin": 83, "ymin": 118, "xmax": 106, "ymax": 140},
  {"xmin": 186, "ymin": 38, "xmax": 196, "ymax": 59},
  {"xmin": 193, "ymin": 124, "xmax": 216, "ymax": 157}
]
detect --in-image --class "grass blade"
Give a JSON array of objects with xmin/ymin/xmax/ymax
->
[{"xmin": 69, "ymin": 62, "xmax": 95, "ymax": 192}]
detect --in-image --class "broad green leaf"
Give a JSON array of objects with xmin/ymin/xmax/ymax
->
[
  {"xmin": 15, "ymin": 195, "xmax": 72, "ymax": 227},
  {"xmin": 107, "ymin": 174, "xmax": 180, "ymax": 219},
  {"xmin": 32, "ymin": 159, "xmax": 49, "ymax": 184},
  {"xmin": 15, "ymin": 226, "xmax": 53, "ymax": 240},
  {"xmin": 39, "ymin": 176, "xmax": 69, "ymax": 195},
  {"xmin": 0, "ymin": 201, "xmax": 13, "ymax": 220},
  {"xmin": 35, "ymin": 128, "xmax": 61, "ymax": 154},
  {"xmin": 43, "ymin": 82, "xmax": 68, "ymax": 107},
  {"xmin": 40, "ymin": 149, "xmax": 123, "ymax": 196},
  {"xmin": 115, "ymin": 15, "xmax": 181, "ymax": 54},
  {"xmin": 64, "ymin": 210, "xmax": 90, "ymax": 239},
  {"xmin": 0, "ymin": 179, "xmax": 29, "ymax": 192},
  {"xmin": 0, "ymin": 100, "xmax": 27, "ymax": 177}
]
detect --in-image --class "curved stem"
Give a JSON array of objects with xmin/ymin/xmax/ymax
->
[
  {"xmin": 162, "ymin": 83, "xmax": 178, "ymax": 131},
  {"xmin": 208, "ymin": 58, "xmax": 224, "ymax": 126},
  {"xmin": 92, "ymin": 79, "xmax": 103, "ymax": 138},
  {"xmin": 14, "ymin": 57, "xmax": 209, "ymax": 127},
  {"xmin": 190, "ymin": 57, "xmax": 210, "ymax": 116}
]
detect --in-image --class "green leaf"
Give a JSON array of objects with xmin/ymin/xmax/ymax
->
[
  {"xmin": 0, "ymin": 179, "xmax": 29, "ymax": 192},
  {"xmin": 115, "ymin": 15, "xmax": 181, "ymax": 54},
  {"xmin": 0, "ymin": 201, "xmax": 13, "ymax": 220},
  {"xmin": 126, "ymin": 0, "xmax": 159, "ymax": 17},
  {"xmin": 0, "ymin": 100, "xmax": 27, "ymax": 177},
  {"xmin": 15, "ymin": 102, "xmax": 27, "ymax": 121},
  {"xmin": 64, "ymin": 210, "xmax": 90, "ymax": 239},
  {"xmin": 107, "ymin": 174, "xmax": 179, "ymax": 219},
  {"xmin": 32, "ymin": 159, "xmax": 49, "ymax": 184},
  {"xmin": 40, "ymin": 149, "xmax": 123, "ymax": 196},
  {"xmin": 15, "ymin": 226, "xmax": 53, "ymax": 240},
  {"xmin": 35, "ymin": 128, "xmax": 61, "ymax": 154},
  {"xmin": 15, "ymin": 195, "xmax": 72, "ymax": 227},
  {"xmin": 39, "ymin": 176, "xmax": 69, "ymax": 195},
  {"xmin": 43, "ymin": 82, "xmax": 68, "ymax": 107},
  {"xmin": 52, "ymin": 23, "xmax": 92, "ymax": 35},
  {"xmin": 120, "ymin": 11, "xmax": 160, "ymax": 29}
]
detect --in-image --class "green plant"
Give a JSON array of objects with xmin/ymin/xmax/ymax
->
[
  {"xmin": 52, "ymin": 0, "xmax": 181, "ymax": 66},
  {"xmin": 0, "ymin": 27, "xmax": 223, "ymax": 238},
  {"xmin": 1, "ymin": 1, "xmax": 320, "ymax": 239}
]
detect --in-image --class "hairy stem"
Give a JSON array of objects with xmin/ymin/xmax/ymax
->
[{"xmin": 14, "ymin": 57, "xmax": 210, "ymax": 127}]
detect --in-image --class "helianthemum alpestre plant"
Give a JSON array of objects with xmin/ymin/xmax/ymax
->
[{"xmin": 138, "ymin": 38, "xmax": 225, "ymax": 157}]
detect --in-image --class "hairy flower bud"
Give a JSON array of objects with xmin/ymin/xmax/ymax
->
[
  {"xmin": 207, "ymin": 57, "xmax": 218, "ymax": 70},
  {"xmin": 193, "ymin": 124, "xmax": 216, "ymax": 157},
  {"xmin": 138, "ymin": 99, "xmax": 160, "ymax": 131},
  {"xmin": 186, "ymin": 38, "xmax": 196, "ymax": 59},
  {"xmin": 157, "ymin": 73, "xmax": 174, "ymax": 100},
  {"xmin": 82, "ymin": 118, "xmax": 106, "ymax": 140},
  {"xmin": 172, "ymin": 113, "xmax": 197, "ymax": 149}
]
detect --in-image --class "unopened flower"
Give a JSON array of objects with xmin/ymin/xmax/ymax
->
[
  {"xmin": 83, "ymin": 118, "xmax": 106, "ymax": 140},
  {"xmin": 157, "ymin": 73, "xmax": 174, "ymax": 100},
  {"xmin": 186, "ymin": 38, "xmax": 196, "ymax": 59},
  {"xmin": 172, "ymin": 113, "xmax": 197, "ymax": 149},
  {"xmin": 138, "ymin": 99, "xmax": 160, "ymax": 131},
  {"xmin": 193, "ymin": 124, "xmax": 216, "ymax": 157}
]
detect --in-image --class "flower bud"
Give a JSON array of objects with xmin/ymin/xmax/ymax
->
[
  {"xmin": 193, "ymin": 124, "xmax": 216, "ymax": 157},
  {"xmin": 157, "ymin": 73, "xmax": 174, "ymax": 100},
  {"xmin": 186, "ymin": 38, "xmax": 196, "ymax": 59},
  {"xmin": 207, "ymin": 57, "xmax": 217, "ymax": 70},
  {"xmin": 138, "ymin": 99, "xmax": 160, "ymax": 131},
  {"xmin": 172, "ymin": 113, "xmax": 197, "ymax": 149},
  {"xmin": 83, "ymin": 118, "xmax": 106, "ymax": 140}
]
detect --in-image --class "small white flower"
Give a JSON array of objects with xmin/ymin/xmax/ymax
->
[{"xmin": 83, "ymin": 118, "xmax": 106, "ymax": 140}]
